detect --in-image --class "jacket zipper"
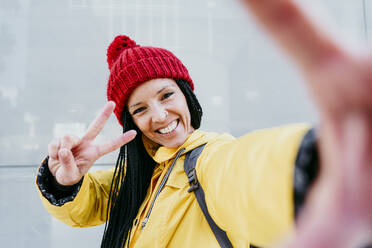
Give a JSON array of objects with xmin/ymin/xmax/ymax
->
[{"xmin": 141, "ymin": 148, "xmax": 186, "ymax": 230}]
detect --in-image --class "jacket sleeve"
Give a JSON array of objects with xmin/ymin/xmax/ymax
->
[
  {"xmin": 293, "ymin": 128, "xmax": 319, "ymax": 219},
  {"xmin": 196, "ymin": 124, "xmax": 312, "ymax": 247},
  {"xmin": 36, "ymin": 158, "xmax": 115, "ymax": 227}
]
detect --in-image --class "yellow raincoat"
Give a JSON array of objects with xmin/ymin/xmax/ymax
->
[{"xmin": 37, "ymin": 124, "xmax": 310, "ymax": 247}]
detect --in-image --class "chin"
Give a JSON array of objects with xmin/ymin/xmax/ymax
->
[{"xmin": 161, "ymin": 136, "xmax": 187, "ymax": 148}]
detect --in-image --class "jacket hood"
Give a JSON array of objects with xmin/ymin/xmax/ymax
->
[{"xmin": 142, "ymin": 130, "xmax": 218, "ymax": 164}]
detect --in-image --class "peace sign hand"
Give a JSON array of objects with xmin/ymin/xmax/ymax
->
[{"xmin": 47, "ymin": 101, "xmax": 136, "ymax": 186}]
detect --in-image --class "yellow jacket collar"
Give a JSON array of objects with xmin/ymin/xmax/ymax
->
[{"xmin": 142, "ymin": 130, "xmax": 215, "ymax": 164}]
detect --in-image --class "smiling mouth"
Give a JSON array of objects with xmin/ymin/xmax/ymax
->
[{"xmin": 156, "ymin": 119, "xmax": 179, "ymax": 134}]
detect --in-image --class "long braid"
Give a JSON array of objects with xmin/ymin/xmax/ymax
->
[
  {"xmin": 101, "ymin": 79, "xmax": 203, "ymax": 247},
  {"xmin": 101, "ymin": 107, "xmax": 155, "ymax": 248}
]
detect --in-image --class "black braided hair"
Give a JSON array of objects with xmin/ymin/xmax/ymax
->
[
  {"xmin": 100, "ymin": 106, "xmax": 155, "ymax": 248},
  {"xmin": 100, "ymin": 79, "xmax": 202, "ymax": 248}
]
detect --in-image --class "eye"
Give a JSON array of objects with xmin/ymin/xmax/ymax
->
[
  {"xmin": 161, "ymin": 92, "xmax": 174, "ymax": 100},
  {"xmin": 132, "ymin": 106, "xmax": 146, "ymax": 115}
]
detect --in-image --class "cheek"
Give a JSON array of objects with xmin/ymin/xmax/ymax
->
[
  {"xmin": 174, "ymin": 99, "xmax": 189, "ymax": 115},
  {"xmin": 177, "ymin": 104, "xmax": 191, "ymax": 126},
  {"xmin": 181, "ymin": 103, "xmax": 191, "ymax": 120},
  {"xmin": 133, "ymin": 117, "xmax": 148, "ymax": 133}
]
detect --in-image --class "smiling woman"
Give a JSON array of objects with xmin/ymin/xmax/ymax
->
[{"xmin": 36, "ymin": 34, "xmax": 317, "ymax": 248}]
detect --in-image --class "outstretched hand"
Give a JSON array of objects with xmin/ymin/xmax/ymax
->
[
  {"xmin": 47, "ymin": 101, "xmax": 136, "ymax": 186},
  {"xmin": 241, "ymin": 0, "xmax": 372, "ymax": 247}
]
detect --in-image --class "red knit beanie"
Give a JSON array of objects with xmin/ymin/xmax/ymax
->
[{"xmin": 106, "ymin": 35, "xmax": 194, "ymax": 126}]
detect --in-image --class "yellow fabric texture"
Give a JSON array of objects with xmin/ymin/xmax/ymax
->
[{"xmin": 37, "ymin": 124, "xmax": 310, "ymax": 247}]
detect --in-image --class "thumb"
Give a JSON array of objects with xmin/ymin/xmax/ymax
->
[
  {"xmin": 59, "ymin": 148, "xmax": 76, "ymax": 170},
  {"xmin": 57, "ymin": 148, "xmax": 80, "ymax": 185}
]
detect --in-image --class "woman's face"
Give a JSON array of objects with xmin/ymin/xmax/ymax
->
[{"xmin": 127, "ymin": 78, "xmax": 194, "ymax": 148}]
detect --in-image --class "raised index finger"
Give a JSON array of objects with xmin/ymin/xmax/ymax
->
[
  {"xmin": 82, "ymin": 101, "xmax": 116, "ymax": 141},
  {"xmin": 241, "ymin": 0, "xmax": 344, "ymax": 71}
]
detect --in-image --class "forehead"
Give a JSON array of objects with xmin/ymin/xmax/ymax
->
[{"xmin": 128, "ymin": 78, "xmax": 178, "ymax": 105}]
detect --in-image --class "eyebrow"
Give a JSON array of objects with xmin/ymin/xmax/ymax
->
[{"xmin": 128, "ymin": 84, "xmax": 175, "ymax": 109}]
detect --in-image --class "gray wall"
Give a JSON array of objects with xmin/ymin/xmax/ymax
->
[{"xmin": 0, "ymin": 0, "xmax": 370, "ymax": 247}]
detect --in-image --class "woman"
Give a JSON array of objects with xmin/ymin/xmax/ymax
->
[
  {"xmin": 36, "ymin": 34, "xmax": 316, "ymax": 248},
  {"xmin": 36, "ymin": 1, "xmax": 372, "ymax": 247}
]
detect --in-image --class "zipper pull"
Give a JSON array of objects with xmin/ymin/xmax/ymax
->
[{"xmin": 141, "ymin": 217, "xmax": 149, "ymax": 230}]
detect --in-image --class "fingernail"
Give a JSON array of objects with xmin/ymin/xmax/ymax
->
[{"xmin": 129, "ymin": 130, "xmax": 137, "ymax": 137}]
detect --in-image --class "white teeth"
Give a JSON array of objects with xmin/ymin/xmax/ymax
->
[{"xmin": 158, "ymin": 120, "xmax": 178, "ymax": 134}]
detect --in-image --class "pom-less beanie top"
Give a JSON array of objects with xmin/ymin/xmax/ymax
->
[{"xmin": 106, "ymin": 35, "xmax": 194, "ymax": 126}]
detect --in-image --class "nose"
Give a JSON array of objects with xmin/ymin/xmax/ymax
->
[{"xmin": 151, "ymin": 105, "xmax": 168, "ymax": 123}]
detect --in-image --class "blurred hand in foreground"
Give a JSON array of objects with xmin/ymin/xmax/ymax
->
[{"xmin": 241, "ymin": 0, "xmax": 372, "ymax": 247}]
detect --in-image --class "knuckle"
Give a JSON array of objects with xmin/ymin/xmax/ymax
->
[
  {"xmin": 48, "ymin": 140, "xmax": 60, "ymax": 158},
  {"xmin": 58, "ymin": 148, "xmax": 70, "ymax": 159},
  {"xmin": 96, "ymin": 145, "xmax": 103, "ymax": 157},
  {"xmin": 48, "ymin": 159, "xmax": 60, "ymax": 175},
  {"xmin": 57, "ymin": 149, "xmax": 65, "ymax": 157},
  {"xmin": 61, "ymin": 134, "xmax": 80, "ymax": 148},
  {"xmin": 48, "ymin": 140, "xmax": 59, "ymax": 150},
  {"xmin": 92, "ymin": 123, "xmax": 101, "ymax": 133},
  {"xmin": 103, "ymin": 111, "xmax": 111, "ymax": 120},
  {"xmin": 48, "ymin": 158, "xmax": 55, "ymax": 168}
]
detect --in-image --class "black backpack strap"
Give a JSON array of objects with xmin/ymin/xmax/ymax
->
[{"xmin": 184, "ymin": 144, "xmax": 233, "ymax": 248}]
